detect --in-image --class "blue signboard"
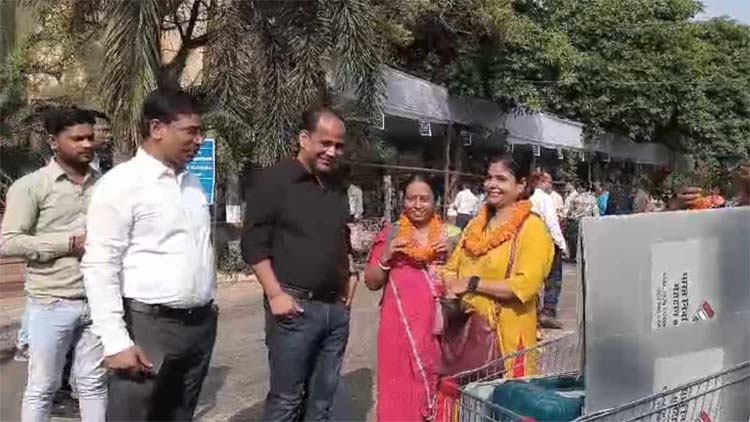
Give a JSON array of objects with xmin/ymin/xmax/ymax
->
[{"xmin": 187, "ymin": 138, "xmax": 216, "ymax": 204}]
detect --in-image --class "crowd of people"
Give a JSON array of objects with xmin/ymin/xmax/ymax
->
[
  {"xmin": 2, "ymin": 90, "xmax": 215, "ymax": 422},
  {"xmin": 2, "ymin": 86, "xmax": 748, "ymax": 422}
]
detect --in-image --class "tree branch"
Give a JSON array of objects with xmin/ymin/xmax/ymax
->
[
  {"xmin": 184, "ymin": 0, "xmax": 203, "ymax": 41},
  {"xmin": 185, "ymin": 33, "xmax": 210, "ymax": 48},
  {"xmin": 173, "ymin": 12, "xmax": 186, "ymax": 40}
]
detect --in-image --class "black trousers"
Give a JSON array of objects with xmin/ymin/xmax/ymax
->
[
  {"xmin": 264, "ymin": 295, "xmax": 350, "ymax": 422},
  {"xmin": 107, "ymin": 301, "xmax": 218, "ymax": 422}
]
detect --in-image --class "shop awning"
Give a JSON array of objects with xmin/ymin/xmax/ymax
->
[
  {"xmin": 338, "ymin": 66, "xmax": 674, "ymax": 164},
  {"xmin": 591, "ymin": 134, "xmax": 674, "ymax": 166}
]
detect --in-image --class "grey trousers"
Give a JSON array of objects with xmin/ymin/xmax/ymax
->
[{"xmin": 107, "ymin": 301, "xmax": 218, "ymax": 422}]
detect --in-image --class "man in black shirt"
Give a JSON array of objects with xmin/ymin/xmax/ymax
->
[{"xmin": 241, "ymin": 106, "xmax": 356, "ymax": 421}]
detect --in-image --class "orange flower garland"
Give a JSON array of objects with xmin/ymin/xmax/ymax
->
[
  {"xmin": 396, "ymin": 213, "xmax": 443, "ymax": 263},
  {"xmin": 462, "ymin": 200, "xmax": 531, "ymax": 257}
]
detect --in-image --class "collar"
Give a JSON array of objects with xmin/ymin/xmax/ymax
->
[
  {"xmin": 44, "ymin": 158, "xmax": 99, "ymax": 183},
  {"xmin": 135, "ymin": 148, "xmax": 186, "ymax": 180}
]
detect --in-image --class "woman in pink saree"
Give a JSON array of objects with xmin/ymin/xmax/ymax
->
[{"xmin": 364, "ymin": 175, "xmax": 461, "ymax": 421}]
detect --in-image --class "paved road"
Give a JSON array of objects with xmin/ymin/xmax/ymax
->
[{"xmin": 0, "ymin": 265, "xmax": 578, "ymax": 422}]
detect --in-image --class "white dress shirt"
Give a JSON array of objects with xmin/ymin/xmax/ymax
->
[
  {"xmin": 530, "ymin": 188, "xmax": 567, "ymax": 253},
  {"xmin": 550, "ymin": 190, "xmax": 564, "ymax": 215},
  {"xmin": 451, "ymin": 189, "xmax": 480, "ymax": 215},
  {"xmin": 82, "ymin": 149, "xmax": 215, "ymax": 356}
]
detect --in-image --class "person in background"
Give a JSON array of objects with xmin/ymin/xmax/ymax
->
[
  {"xmin": 450, "ymin": 181, "xmax": 479, "ymax": 230},
  {"xmin": 728, "ymin": 163, "xmax": 750, "ymax": 207},
  {"xmin": 345, "ymin": 172, "xmax": 364, "ymax": 221},
  {"xmin": 707, "ymin": 186, "xmax": 726, "ymax": 208},
  {"xmin": 0, "ymin": 107, "xmax": 106, "ymax": 422},
  {"xmin": 443, "ymin": 154, "xmax": 554, "ymax": 375},
  {"xmin": 529, "ymin": 172, "xmax": 567, "ymax": 329},
  {"xmin": 88, "ymin": 110, "xmax": 113, "ymax": 174},
  {"xmin": 547, "ymin": 181, "xmax": 565, "ymax": 217},
  {"xmin": 473, "ymin": 184, "xmax": 486, "ymax": 215},
  {"xmin": 594, "ymin": 182, "xmax": 609, "ymax": 216},
  {"xmin": 562, "ymin": 183, "xmax": 599, "ymax": 261},
  {"xmin": 672, "ymin": 164, "xmax": 749, "ymax": 210},
  {"xmin": 632, "ymin": 176, "xmax": 656, "ymax": 214},
  {"xmin": 605, "ymin": 177, "xmax": 632, "ymax": 215},
  {"xmin": 241, "ymin": 106, "xmax": 357, "ymax": 421},
  {"xmin": 53, "ymin": 109, "xmax": 113, "ymax": 418},
  {"xmin": 82, "ymin": 89, "xmax": 216, "ymax": 421},
  {"xmin": 364, "ymin": 174, "xmax": 460, "ymax": 422}
]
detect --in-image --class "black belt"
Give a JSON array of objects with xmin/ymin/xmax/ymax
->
[
  {"xmin": 280, "ymin": 284, "xmax": 339, "ymax": 304},
  {"xmin": 124, "ymin": 299, "xmax": 215, "ymax": 322}
]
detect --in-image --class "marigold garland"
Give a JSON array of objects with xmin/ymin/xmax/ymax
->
[
  {"xmin": 396, "ymin": 213, "xmax": 443, "ymax": 263},
  {"xmin": 461, "ymin": 200, "xmax": 531, "ymax": 257}
]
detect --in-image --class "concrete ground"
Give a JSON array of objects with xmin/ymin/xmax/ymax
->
[{"xmin": 0, "ymin": 264, "xmax": 578, "ymax": 422}]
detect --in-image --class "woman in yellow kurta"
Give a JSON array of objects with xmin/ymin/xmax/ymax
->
[{"xmin": 442, "ymin": 154, "xmax": 554, "ymax": 377}]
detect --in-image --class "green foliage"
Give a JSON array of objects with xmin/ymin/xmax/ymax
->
[
  {"xmin": 446, "ymin": 0, "xmax": 749, "ymax": 162},
  {"xmin": 19, "ymin": 0, "xmax": 387, "ymax": 169},
  {"xmin": 378, "ymin": 0, "xmax": 581, "ymax": 94},
  {"xmin": 98, "ymin": 0, "xmax": 161, "ymax": 157}
]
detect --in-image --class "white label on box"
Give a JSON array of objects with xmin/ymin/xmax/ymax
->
[
  {"xmin": 652, "ymin": 349, "xmax": 724, "ymax": 422},
  {"xmin": 650, "ymin": 240, "xmax": 717, "ymax": 331}
]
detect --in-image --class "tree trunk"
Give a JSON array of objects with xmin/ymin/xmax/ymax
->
[
  {"xmin": 443, "ymin": 124, "xmax": 452, "ymax": 219},
  {"xmin": 383, "ymin": 174, "xmax": 392, "ymax": 221},
  {"xmin": 0, "ymin": 0, "xmax": 15, "ymax": 65}
]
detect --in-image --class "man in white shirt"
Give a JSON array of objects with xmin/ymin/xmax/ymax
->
[
  {"xmin": 451, "ymin": 182, "xmax": 479, "ymax": 229},
  {"xmin": 548, "ymin": 185, "xmax": 564, "ymax": 217},
  {"xmin": 529, "ymin": 172, "xmax": 567, "ymax": 329},
  {"xmin": 82, "ymin": 89, "xmax": 216, "ymax": 421}
]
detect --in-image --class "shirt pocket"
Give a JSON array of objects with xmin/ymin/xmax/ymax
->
[{"xmin": 134, "ymin": 199, "xmax": 184, "ymax": 231}]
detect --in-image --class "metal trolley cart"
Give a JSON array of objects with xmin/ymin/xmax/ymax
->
[
  {"xmin": 442, "ymin": 332, "xmax": 749, "ymax": 422},
  {"xmin": 442, "ymin": 332, "xmax": 581, "ymax": 422}
]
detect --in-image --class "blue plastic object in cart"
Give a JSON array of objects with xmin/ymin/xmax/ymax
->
[{"xmin": 490, "ymin": 375, "xmax": 584, "ymax": 422}]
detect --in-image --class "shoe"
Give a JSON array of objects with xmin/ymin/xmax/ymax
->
[
  {"xmin": 539, "ymin": 315, "xmax": 563, "ymax": 330},
  {"xmin": 51, "ymin": 392, "xmax": 80, "ymax": 418},
  {"xmin": 13, "ymin": 346, "xmax": 29, "ymax": 362}
]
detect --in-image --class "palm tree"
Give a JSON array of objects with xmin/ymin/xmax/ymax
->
[{"xmin": 19, "ymin": 0, "xmax": 385, "ymax": 168}]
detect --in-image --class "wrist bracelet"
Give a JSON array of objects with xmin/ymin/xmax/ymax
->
[{"xmin": 378, "ymin": 259, "xmax": 392, "ymax": 272}]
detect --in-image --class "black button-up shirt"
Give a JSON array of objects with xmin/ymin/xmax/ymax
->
[{"xmin": 241, "ymin": 159, "xmax": 350, "ymax": 294}]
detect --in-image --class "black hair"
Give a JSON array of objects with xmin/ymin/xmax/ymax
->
[
  {"xmin": 300, "ymin": 105, "xmax": 344, "ymax": 133},
  {"xmin": 43, "ymin": 107, "xmax": 95, "ymax": 136},
  {"xmin": 402, "ymin": 174, "xmax": 436, "ymax": 197},
  {"xmin": 484, "ymin": 152, "xmax": 533, "ymax": 205},
  {"xmin": 529, "ymin": 171, "xmax": 546, "ymax": 190},
  {"xmin": 140, "ymin": 89, "xmax": 200, "ymax": 138},
  {"xmin": 487, "ymin": 152, "xmax": 532, "ymax": 183}
]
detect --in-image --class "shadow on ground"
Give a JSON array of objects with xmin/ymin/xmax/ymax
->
[
  {"xmin": 194, "ymin": 365, "xmax": 231, "ymax": 420},
  {"xmin": 228, "ymin": 368, "xmax": 374, "ymax": 422}
]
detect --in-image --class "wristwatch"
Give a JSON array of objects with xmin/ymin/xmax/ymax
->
[{"xmin": 468, "ymin": 276, "xmax": 481, "ymax": 293}]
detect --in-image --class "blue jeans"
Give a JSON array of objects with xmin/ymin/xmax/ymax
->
[
  {"xmin": 17, "ymin": 297, "xmax": 31, "ymax": 348},
  {"xmin": 22, "ymin": 298, "xmax": 107, "ymax": 422},
  {"xmin": 542, "ymin": 247, "xmax": 564, "ymax": 317},
  {"xmin": 263, "ymin": 298, "xmax": 350, "ymax": 421}
]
